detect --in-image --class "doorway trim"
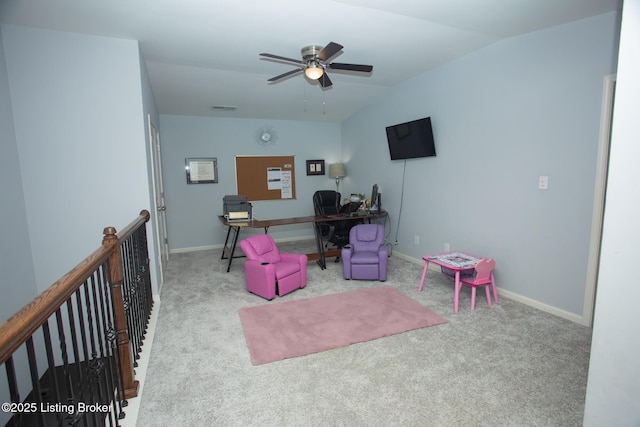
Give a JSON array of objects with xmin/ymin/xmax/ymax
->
[
  {"xmin": 148, "ymin": 114, "xmax": 169, "ymax": 285},
  {"xmin": 583, "ymin": 73, "xmax": 616, "ymax": 327}
]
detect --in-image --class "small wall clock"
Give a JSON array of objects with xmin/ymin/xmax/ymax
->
[{"xmin": 254, "ymin": 125, "xmax": 278, "ymax": 149}]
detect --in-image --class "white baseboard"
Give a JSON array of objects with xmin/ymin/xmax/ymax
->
[
  {"xmin": 392, "ymin": 251, "xmax": 426, "ymax": 266},
  {"xmin": 496, "ymin": 289, "xmax": 583, "ymax": 324},
  {"xmin": 392, "ymin": 250, "xmax": 585, "ymax": 325},
  {"xmin": 169, "ymin": 235, "xmax": 316, "ymax": 255},
  {"xmin": 170, "ymin": 244, "xmax": 220, "ymax": 254}
]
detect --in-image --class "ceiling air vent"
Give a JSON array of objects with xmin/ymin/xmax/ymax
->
[{"xmin": 211, "ymin": 105, "xmax": 237, "ymax": 111}]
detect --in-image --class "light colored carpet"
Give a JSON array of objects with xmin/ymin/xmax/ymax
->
[
  {"xmin": 134, "ymin": 239, "xmax": 591, "ymax": 426},
  {"xmin": 239, "ymin": 285, "xmax": 447, "ymax": 365}
]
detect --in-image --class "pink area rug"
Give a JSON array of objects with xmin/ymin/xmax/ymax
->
[{"xmin": 238, "ymin": 285, "xmax": 447, "ymax": 365}]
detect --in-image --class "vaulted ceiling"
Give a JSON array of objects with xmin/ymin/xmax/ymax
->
[{"xmin": 0, "ymin": 0, "xmax": 621, "ymax": 122}]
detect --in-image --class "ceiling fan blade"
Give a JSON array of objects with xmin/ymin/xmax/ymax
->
[
  {"xmin": 268, "ymin": 68, "xmax": 303, "ymax": 82},
  {"xmin": 317, "ymin": 42, "xmax": 343, "ymax": 62},
  {"xmin": 259, "ymin": 53, "xmax": 305, "ymax": 65},
  {"xmin": 318, "ymin": 72, "xmax": 333, "ymax": 88},
  {"xmin": 328, "ymin": 63, "xmax": 373, "ymax": 73}
]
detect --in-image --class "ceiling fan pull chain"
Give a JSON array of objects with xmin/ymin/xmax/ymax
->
[{"xmin": 303, "ymin": 79, "xmax": 307, "ymax": 112}]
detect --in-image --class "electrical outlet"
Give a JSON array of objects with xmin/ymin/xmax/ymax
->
[
  {"xmin": 414, "ymin": 235, "xmax": 419, "ymax": 245},
  {"xmin": 539, "ymin": 175, "xmax": 549, "ymax": 190},
  {"xmin": 444, "ymin": 243, "xmax": 450, "ymax": 251}
]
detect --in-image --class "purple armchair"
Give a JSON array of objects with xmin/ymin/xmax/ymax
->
[
  {"xmin": 341, "ymin": 224, "xmax": 388, "ymax": 281},
  {"xmin": 239, "ymin": 234, "xmax": 308, "ymax": 300}
]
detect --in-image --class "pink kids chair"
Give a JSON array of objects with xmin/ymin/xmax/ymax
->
[
  {"xmin": 457, "ymin": 258, "xmax": 496, "ymax": 310},
  {"xmin": 239, "ymin": 234, "xmax": 308, "ymax": 300}
]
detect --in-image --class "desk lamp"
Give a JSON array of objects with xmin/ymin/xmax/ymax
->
[{"xmin": 329, "ymin": 163, "xmax": 346, "ymax": 193}]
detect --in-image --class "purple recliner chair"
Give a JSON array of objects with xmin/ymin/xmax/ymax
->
[
  {"xmin": 341, "ymin": 224, "xmax": 388, "ymax": 281},
  {"xmin": 239, "ymin": 234, "xmax": 308, "ymax": 300}
]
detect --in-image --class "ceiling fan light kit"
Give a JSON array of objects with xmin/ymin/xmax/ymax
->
[
  {"xmin": 304, "ymin": 61, "xmax": 323, "ymax": 80},
  {"xmin": 260, "ymin": 41, "xmax": 373, "ymax": 89}
]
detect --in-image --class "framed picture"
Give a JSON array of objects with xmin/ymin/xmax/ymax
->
[
  {"xmin": 186, "ymin": 158, "xmax": 218, "ymax": 184},
  {"xmin": 306, "ymin": 159, "xmax": 325, "ymax": 176}
]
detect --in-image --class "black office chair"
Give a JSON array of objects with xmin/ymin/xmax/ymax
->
[{"xmin": 313, "ymin": 191, "xmax": 360, "ymax": 260}]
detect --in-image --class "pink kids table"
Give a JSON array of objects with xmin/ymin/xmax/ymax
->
[{"xmin": 418, "ymin": 251, "xmax": 497, "ymax": 312}]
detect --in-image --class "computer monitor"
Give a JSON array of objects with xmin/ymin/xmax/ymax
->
[{"xmin": 370, "ymin": 184, "xmax": 379, "ymax": 212}]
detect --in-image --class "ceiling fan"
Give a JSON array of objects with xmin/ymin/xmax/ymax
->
[{"xmin": 259, "ymin": 42, "xmax": 373, "ymax": 89}]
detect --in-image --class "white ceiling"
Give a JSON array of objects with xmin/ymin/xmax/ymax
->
[{"xmin": 0, "ymin": 0, "xmax": 621, "ymax": 122}]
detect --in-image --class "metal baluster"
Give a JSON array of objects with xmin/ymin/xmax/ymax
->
[
  {"xmin": 42, "ymin": 320, "xmax": 64, "ymax": 425},
  {"xmin": 4, "ymin": 356, "xmax": 20, "ymax": 427},
  {"xmin": 25, "ymin": 337, "xmax": 46, "ymax": 427},
  {"xmin": 131, "ymin": 235, "xmax": 144, "ymax": 356},
  {"xmin": 90, "ymin": 272, "xmax": 105, "ymax": 427},
  {"xmin": 74, "ymin": 284, "xmax": 92, "ymax": 414},
  {"xmin": 65, "ymin": 292, "xmax": 86, "ymax": 426},
  {"xmin": 121, "ymin": 239, "xmax": 139, "ymax": 367},
  {"xmin": 97, "ymin": 262, "xmax": 124, "ymax": 423}
]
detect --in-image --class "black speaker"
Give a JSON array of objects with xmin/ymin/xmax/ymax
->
[{"xmin": 377, "ymin": 194, "xmax": 381, "ymax": 212}]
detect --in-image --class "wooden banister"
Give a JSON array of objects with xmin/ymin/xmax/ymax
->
[
  {"xmin": 115, "ymin": 209, "xmax": 151, "ymax": 241},
  {"xmin": 0, "ymin": 245, "xmax": 111, "ymax": 364}
]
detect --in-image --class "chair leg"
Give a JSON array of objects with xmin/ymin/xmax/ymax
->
[
  {"xmin": 485, "ymin": 285, "xmax": 492, "ymax": 307},
  {"xmin": 471, "ymin": 287, "xmax": 476, "ymax": 310},
  {"xmin": 454, "ymin": 273, "xmax": 461, "ymax": 313},
  {"xmin": 491, "ymin": 273, "xmax": 499, "ymax": 302}
]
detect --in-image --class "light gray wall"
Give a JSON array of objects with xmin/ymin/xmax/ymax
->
[
  {"xmin": 159, "ymin": 115, "xmax": 341, "ymax": 250},
  {"xmin": 2, "ymin": 25, "xmax": 154, "ymax": 292},
  {"xmin": 0, "ymin": 26, "xmax": 160, "ymax": 421},
  {"xmin": 342, "ymin": 12, "xmax": 619, "ymax": 318},
  {"xmin": 0, "ymin": 28, "xmax": 37, "ymax": 322},
  {"xmin": 584, "ymin": 1, "xmax": 640, "ymax": 424}
]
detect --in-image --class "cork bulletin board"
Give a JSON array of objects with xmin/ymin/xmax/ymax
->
[{"xmin": 235, "ymin": 155, "xmax": 296, "ymax": 201}]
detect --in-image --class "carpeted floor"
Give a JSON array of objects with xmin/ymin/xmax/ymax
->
[{"xmin": 133, "ymin": 239, "xmax": 592, "ymax": 426}]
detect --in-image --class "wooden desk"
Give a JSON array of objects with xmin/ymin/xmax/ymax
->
[{"xmin": 219, "ymin": 211, "xmax": 388, "ymax": 272}]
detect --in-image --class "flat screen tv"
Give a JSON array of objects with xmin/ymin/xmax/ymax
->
[{"xmin": 386, "ymin": 116, "xmax": 436, "ymax": 160}]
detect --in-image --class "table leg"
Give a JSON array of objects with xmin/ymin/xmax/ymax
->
[
  {"xmin": 454, "ymin": 271, "xmax": 461, "ymax": 312},
  {"xmin": 313, "ymin": 222, "xmax": 326, "ymax": 269},
  {"xmin": 418, "ymin": 260, "xmax": 430, "ymax": 292},
  {"xmin": 221, "ymin": 226, "xmax": 232, "ymax": 260},
  {"xmin": 226, "ymin": 226, "xmax": 241, "ymax": 273}
]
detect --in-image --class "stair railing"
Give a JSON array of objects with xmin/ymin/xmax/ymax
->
[{"xmin": 0, "ymin": 210, "xmax": 153, "ymax": 426}]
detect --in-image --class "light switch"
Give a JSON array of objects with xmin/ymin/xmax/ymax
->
[{"xmin": 538, "ymin": 176, "xmax": 549, "ymax": 190}]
